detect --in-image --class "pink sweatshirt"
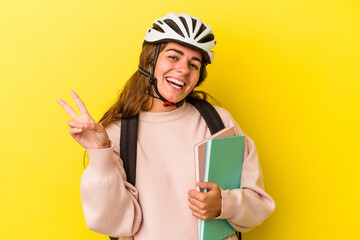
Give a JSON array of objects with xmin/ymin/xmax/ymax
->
[{"xmin": 80, "ymin": 102, "xmax": 275, "ymax": 239}]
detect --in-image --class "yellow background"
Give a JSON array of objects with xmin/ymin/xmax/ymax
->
[{"xmin": 1, "ymin": 0, "xmax": 359, "ymax": 239}]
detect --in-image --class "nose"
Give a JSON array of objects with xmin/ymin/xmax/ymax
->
[{"xmin": 176, "ymin": 60, "xmax": 190, "ymax": 76}]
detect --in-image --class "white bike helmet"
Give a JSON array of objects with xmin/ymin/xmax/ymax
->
[{"xmin": 143, "ymin": 12, "xmax": 216, "ymax": 64}]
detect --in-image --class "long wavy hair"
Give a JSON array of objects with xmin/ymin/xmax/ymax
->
[{"xmin": 99, "ymin": 43, "xmax": 212, "ymax": 128}]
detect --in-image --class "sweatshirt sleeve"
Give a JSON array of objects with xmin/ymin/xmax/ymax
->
[
  {"xmin": 80, "ymin": 121, "xmax": 142, "ymax": 237},
  {"xmin": 214, "ymin": 107, "xmax": 275, "ymax": 232}
]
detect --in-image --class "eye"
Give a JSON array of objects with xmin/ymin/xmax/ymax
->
[
  {"xmin": 189, "ymin": 63, "xmax": 199, "ymax": 70},
  {"xmin": 168, "ymin": 55, "xmax": 178, "ymax": 60}
]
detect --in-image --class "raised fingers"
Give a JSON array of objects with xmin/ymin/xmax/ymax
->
[
  {"xmin": 57, "ymin": 98, "xmax": 79, "ymax": 119},
  {"xmin": 71, "ymin": 91, "xmax": 90, "ymax": 116}
]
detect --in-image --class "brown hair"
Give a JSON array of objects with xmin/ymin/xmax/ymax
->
[{"xmin": 99, "ymin": 43, "xmax": 212, "ymax": 128}]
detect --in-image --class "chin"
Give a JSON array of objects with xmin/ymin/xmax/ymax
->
[
  {"xmin": 165, "ymin": 94, "xmax": 187, "ymax": 103},
  {"xmin": 165, "ymin": 97, "xmax": 183, "ymax": 103}
]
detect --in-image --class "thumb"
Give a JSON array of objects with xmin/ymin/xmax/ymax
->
[{"xmin": 197, "ymin": 182, "xmax": 219, "ymax": 191}]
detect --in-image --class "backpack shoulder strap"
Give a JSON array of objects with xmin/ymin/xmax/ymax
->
[
  {"xmin": 120, "ymin": 114, "xmax": 139, "ymax": 187},
  {"xmin": 186, "ymin": 98, "xmax": 225, "ymax": 134},
  {"xmin": 111, "ymin": 116, "xmax": 138, "ymax": 240}
]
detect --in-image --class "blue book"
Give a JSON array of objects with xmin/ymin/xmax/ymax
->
[{"xmin": 199, "ymin": 135, "xmax": 245, "ymax": 240}]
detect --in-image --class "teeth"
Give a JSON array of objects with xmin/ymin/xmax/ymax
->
[
  {"xmin": 166, "ymin": 77, "xmax": 185, "ymax": 86},
  {"xmin": 170, "ymin": 83, "xmax": 182, "ymax": 89}
]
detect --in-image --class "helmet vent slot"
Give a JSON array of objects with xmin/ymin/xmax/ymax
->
[
  {"xmin": 179, "ymin": 16, "xmax": 190, "ymax": 37},
  {"xmin": 164, "ymin": 19, "xmax": 185, "ymax": 38},
  {"xmin": 152, "ymin": 23, "xmax": 165, "ymax": 33},
  {"xmin": 191, "ymin": 18, "xmax": 197, "ymax": 33},
  {"xmin": 194, "ymin": 23, "xmax": 207, "ymax": 40},
  {"xmin": 198, "ymin": 34, "xmax": 214, "ymax": 43}
]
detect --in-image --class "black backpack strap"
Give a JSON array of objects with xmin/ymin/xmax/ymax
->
[
  {"xmin": 120, "ymin": 114, "xmax": 139, "ymax": 186},
  {"xmin": 109, "ymin": 115, "xmax": 139, "ymax": 240},
  {"xmin": 187, "ymin": 98, "xmax": 225, "ymax": 134}
]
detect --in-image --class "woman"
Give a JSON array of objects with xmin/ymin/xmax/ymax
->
[{"xmin": 58, "ymin": 13, "xmax": 275, "ymax": 240}]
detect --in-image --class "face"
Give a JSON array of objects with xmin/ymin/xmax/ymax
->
[{"xmin": 153, "ymin": 42, "xmax": 202, "ymax": 105}]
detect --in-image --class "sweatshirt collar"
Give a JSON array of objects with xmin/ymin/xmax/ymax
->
[{"xmin": 139, "ymin": 102, "xmax": 191, "ymax": 123}]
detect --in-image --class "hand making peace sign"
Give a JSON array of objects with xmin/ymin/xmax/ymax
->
[{"xmin": 57, "ymin": 91, "xmax": 110, "ymax": 149}]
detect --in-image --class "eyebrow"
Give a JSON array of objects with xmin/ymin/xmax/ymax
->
[{"xmin": 165, "ymin": 49, "xmax": 202, "ymax": 63}]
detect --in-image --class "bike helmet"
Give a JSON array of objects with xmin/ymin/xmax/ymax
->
[{"xmin": 144, "ymin": 12, "xmax": 216, "ymax": 64}]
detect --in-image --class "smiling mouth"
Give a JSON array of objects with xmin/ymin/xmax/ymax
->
[{"xmin": 166, "ymin": 77, "xmax": 185, "ymax": 90}]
